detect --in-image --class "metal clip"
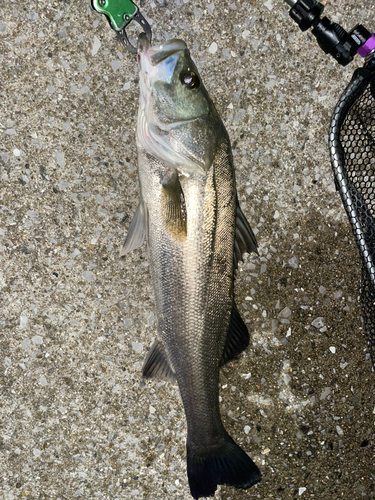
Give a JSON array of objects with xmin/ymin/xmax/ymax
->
[{"xmin": 92, "ymin": 0, "xmax": 152, "ymax": 53}]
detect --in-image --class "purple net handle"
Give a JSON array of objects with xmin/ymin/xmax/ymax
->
[{"xmin": 357, "ymin": 33, "xmax": 375, "ymax": 58}]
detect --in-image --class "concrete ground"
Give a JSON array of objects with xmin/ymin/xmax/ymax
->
[{"xmin": 1, "ymin": 0, "xmax": 374, "ymax": 498}]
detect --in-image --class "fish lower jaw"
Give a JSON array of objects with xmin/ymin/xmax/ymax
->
[{"xmin": 139, "ymin": 78, "xmax": 152, "ymax": 106}]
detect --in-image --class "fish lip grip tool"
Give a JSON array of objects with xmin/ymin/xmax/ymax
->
[{"xmin": 92, "ymin": 0, "xmax": 152, "ymax": 53}]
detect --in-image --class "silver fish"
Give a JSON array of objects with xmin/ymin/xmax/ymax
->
[{"xmin": 121, "ymin": 33, "xmax": 261, "ymax": 499}]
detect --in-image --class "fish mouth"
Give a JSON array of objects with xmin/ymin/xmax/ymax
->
[
  {"xmin": 138, "ymin": 33, "xmax": 187, "ymax": 66},
  {"xmin": 138, "ymin": 32, "xmax": 150, "ymax": 53}
]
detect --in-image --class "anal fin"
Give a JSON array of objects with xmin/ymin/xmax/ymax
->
[
  {"xmin": 220, "ymin": 302, "xmax": 249, "ymax": 366},
  {"xmin": 142, "ymin": 340, "xmax": 176, "ymax": 383}
]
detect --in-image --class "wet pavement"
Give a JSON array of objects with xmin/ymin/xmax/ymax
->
[{"xmin": 1, "ymin": 0, "xmax": 374, "ymax": 498}]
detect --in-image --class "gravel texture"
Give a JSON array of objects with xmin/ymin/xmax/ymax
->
[{"xmin": 1, "ymin": 0, "xmax": 374, "ymax": 499}]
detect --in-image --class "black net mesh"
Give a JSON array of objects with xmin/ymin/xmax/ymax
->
[{"xmin": 329, "ymin": 58, "xmax": 375, "ymax": 370}]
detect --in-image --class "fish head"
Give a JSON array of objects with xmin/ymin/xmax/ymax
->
[{"xmin": 137, "ymin": 34, "xmax": 224, "ymax": 176}]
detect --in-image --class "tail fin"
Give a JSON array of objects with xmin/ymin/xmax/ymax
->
[{"xmin": 187, "ymin": 432, "xmax": 261, "ymax": 499}]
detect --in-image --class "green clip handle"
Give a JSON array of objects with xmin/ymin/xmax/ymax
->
[{"xmin": 92, "ymin": 0, "xmax": 138, "ymax": 31}]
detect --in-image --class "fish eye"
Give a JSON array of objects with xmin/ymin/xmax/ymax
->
[{"xmin": 181, "ymin": 72, "xmax": 200, "ymax": 90}]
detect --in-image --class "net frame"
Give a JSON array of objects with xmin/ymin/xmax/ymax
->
[{"xmin": 329, "ymin": 58, "xmax": 375, "ymax": 369}]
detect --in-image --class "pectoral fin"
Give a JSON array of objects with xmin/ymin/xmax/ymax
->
[
  {"xmin": 142, "ymin": 340, "xmax": 176, "ymax": 383},
  {"xmin": 161, "ymin": 172, "xmax": 187, "ymax": 241},
  {"xmin": 234, "ymin": 197, "xmax": 258, "ymax": 269},
  {"xmin": 220, "ymin": 302, "xmax": 249, "ymax": 366},
  {"xmin": 120, "ymin": 202, "xmax": 147, "ymax": 256}
]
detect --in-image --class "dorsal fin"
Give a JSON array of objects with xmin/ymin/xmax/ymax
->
[
  {"xmin": 220, "ymin": 302, "xmax": 249, "ymax": 366},
  {"xmin": 234, "ymin": 197, "xmax": 258, "ymax": 269}
]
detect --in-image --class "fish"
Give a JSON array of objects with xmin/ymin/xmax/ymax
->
[{"xmin": 121, "ymin": 33, "xmax": 261, "ymax": 499}]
